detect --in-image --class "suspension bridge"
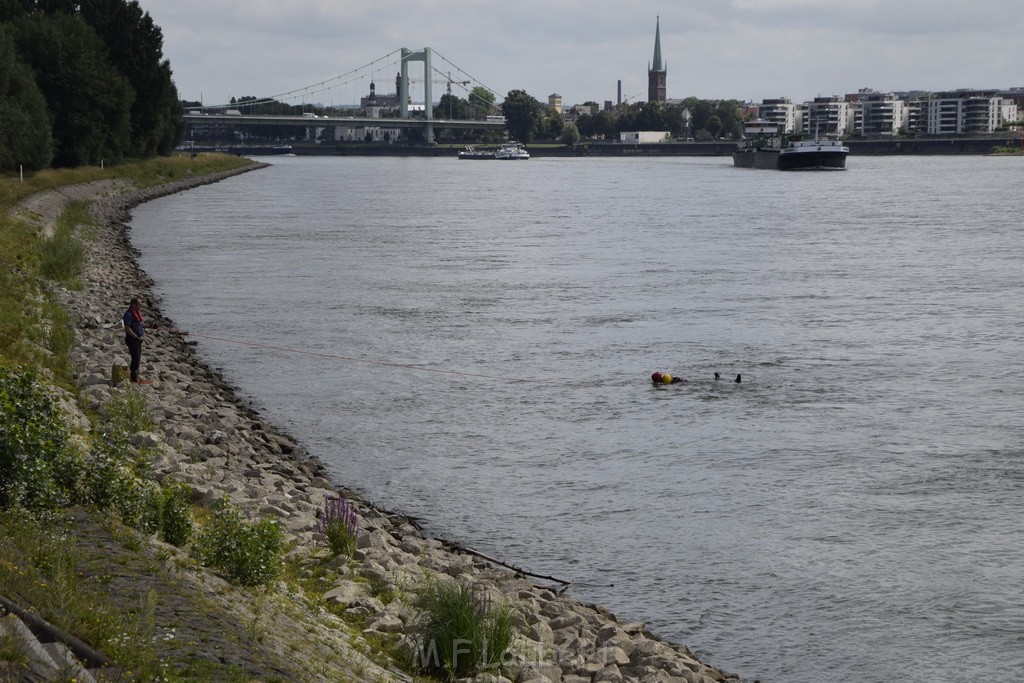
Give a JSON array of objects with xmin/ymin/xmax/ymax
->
[{"xmin": 183, "ymin": 47, "xmax": 506, "ymax": 145}]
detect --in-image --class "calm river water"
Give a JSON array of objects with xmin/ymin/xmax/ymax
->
[{"xmin": 131, "ymin": 154, "xmax": 1024, "ymax": 682}]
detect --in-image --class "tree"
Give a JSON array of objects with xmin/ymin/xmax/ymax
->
[
  {"xmin": 468, "ymin": 86, "xmax": 495, "ymax": 118},
  {"xmin": 438, "ymin": 93, "xmax": 472, "ymax": 120},
  {"xmin": 78, "ymin": 0, "xmax": 182, "ymax": 156},
  {"xmin": 0, "ymin": 28, "xmax": 52, "ymax": 170},
  {"xmin": 706, "ymin": 115, "xmax": 723, "ymax": 138},
  {"xmin": 560, "ymin": 122, "xmax": 580, "ymax": 147},
  {"xmin": 501, "ymin": 89, "xmax": 541, "ymax": 143},
  {"xmin": 10, "ymin": 12, "xmax": 133, "ymax": 166},
  {"xmin": 537, "ymin": 107, "xmax": 563, "ymax": 140}
]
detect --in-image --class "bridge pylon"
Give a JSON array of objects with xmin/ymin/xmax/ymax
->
[{"xmin": 399, "ymin": 47, "xmax": 435, "ymax": 143}]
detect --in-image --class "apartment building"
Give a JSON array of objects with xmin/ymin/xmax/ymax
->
[
  {"xmin": 922, "ymin": 90, "xmax": 1018, "ymax": 134},
  {"xmin": 804, "ymin": 96, "xmax": 850, "ymax": 136},
  {"xmin": 757, "ymin": 98, "xmax": 802, "ymax": 133}
]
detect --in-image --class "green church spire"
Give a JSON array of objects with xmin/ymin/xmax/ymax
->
[{"xmin": 652, "ymin": 15, "xmax": 665, "ymax": 72}]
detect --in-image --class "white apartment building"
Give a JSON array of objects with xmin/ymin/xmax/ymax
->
[
  {"xmin": 851, "ymin": 92, "xmax": 908, "ymax": 135},
  {"xmin": 757, "ymin": 98, "xmax": 802, "ymax": 133},
  {"xmin": 922, "ymin": 91, "xmax": 1019, "ymax": 134},
  {"xmin": 804, "ymin": 96, "xmax": 850, "ymax": 136}
]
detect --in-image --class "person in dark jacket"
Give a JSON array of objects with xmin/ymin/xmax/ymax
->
[{"xmin": 122, "ymin": 297, "xmax": 149, "ymax": 384}]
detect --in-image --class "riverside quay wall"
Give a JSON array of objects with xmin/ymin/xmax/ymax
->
[{"xmin": 205, "ymin": 134, "xmax": 1020, "ymax": 158}]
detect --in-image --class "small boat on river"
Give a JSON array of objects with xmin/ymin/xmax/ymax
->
[
  {"xmin": 494, "ymin": 142, "xmax": 530, "ymax": 160},
  {"xmin": 458, "ymin": 146, "xmax": 493, "ymax": 160}
]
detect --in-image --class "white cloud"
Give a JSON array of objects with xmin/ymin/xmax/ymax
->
[{"xmin": 142, "ymin": 0, "xmax": 1024, "ymax": 107}]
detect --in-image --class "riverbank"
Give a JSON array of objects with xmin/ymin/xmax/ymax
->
[
  {"xmin": 195, "ymin": 133, "xmax": 1021, "ymax": 158},
  {"xmin": 8, "ymin": 162, "xmax": 740, "ymax": 682}
]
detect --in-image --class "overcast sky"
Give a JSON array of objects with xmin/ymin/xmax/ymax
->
[{"xmin": 142, "ymin": 0, "xmax": 1023, "ymax": 108}]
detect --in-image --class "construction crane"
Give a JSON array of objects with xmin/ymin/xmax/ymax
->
[
  {"xmin": 407, "ymin": 72, "xmax": 472, "ymax": 95},
  {"xmin": 619, "ymin": 91, "xmax": 644, "ymax": 110}
]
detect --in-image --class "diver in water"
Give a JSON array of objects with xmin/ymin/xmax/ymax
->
[{"xmin": 651, "ymin": 371, "xmax": 685, "ymax": 385}]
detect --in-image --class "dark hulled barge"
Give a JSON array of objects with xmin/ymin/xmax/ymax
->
[{"xmin": 733, "ymin": 120, "xmax": 848, "ymax": 170}]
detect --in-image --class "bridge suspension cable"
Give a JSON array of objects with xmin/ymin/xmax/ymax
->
[
  {"xmin": 199, "ymin": 49, "xmax": 405, "ymax": 110},
  {"xmin": 197, "ymin": 48, "xmax": 504, "ymax": 111}
]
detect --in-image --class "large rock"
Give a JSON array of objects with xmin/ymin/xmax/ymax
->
[{"xmin": 323, "ymin": 581, "xmax": 370, "ymax": 607}]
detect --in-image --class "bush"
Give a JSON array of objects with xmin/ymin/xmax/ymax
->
[
  {"xmin": 0, "ymin": 367, "xmax": 82, "ymax": 510},
  {"xmin": 80, "ymin": 435, "xmax": 138, "ymax": 509},
  {"xmin": 103, "ymin": 385, "xmax": 152, "ymax": 438},
  {"xmin": 413, "ymin": 577, "xmax": 518, "ymax": 680},
  {"xmin": 316, "ymin": 495, "xmax": 358, "ymax": 557},
  {"xmin": 116, "ymin": 477, "xmax": 162, "ymax": 535},
  {"xmin": 192, "ymin": 499, "xmax": 283, "ymax": 586},
  {"xmin": 159, "ymin": 481, "xmax": 193, "ymax": 547}
]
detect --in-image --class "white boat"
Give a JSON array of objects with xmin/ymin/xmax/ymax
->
[
  {"xmin": 494, "ymin": 142, "xmax": 530, "ymax": 160},
  {"xmin": 458, "ymin": 146, "xmax": 493, "ymax": 160}
]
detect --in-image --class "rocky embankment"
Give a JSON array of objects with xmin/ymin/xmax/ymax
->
[{"xmin": 46, "ymin": 165, "xmax": 739, "ymax": 683}]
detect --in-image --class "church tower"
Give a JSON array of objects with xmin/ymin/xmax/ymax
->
[{"xmin": 648, "ymin": 16, "xmax": 666, "ymax": 103}]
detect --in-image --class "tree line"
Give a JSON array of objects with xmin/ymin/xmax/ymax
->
[
  {"xmin": 0, "ymin": 0, "xmax": 183, "ymax": 171},
  {"xmin": 485, "ymin": 91, "xmax": 745, "ymax": 144}
]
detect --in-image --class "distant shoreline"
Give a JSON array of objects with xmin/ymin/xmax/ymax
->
[{"xmin": 194, "ymin": 134, "xmax": 1022, "ymax": 158}]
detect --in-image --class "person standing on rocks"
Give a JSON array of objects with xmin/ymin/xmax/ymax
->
[{"xmin": 122, "ymin": 297, "xmax": 150, "ymax": 384}]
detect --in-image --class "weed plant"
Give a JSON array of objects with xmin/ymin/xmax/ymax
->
[
  {"xmin": 104, "ymin": 384, "xmax": 153, "ymax": 438},
  {"xmin": 413, "ymin": 577, "xmax": 518, "ymax": 680},
  {"xmin": 39, "ymin": 201, "xmax": 90, "ymax": 283},
  {"xmin": 159, "ymin": 482, "xmax": 194, "ymax": 547},
  {"xmin": 316, "ymin": 495, "xmax": 358, "ymax": 557},
  {"xmin": 192, "ymin": 499, "xmax": 284, "ymax": 586},
  {"xmin": 0, "ymin": 367, "xmax": 82, "ymax": 510}
]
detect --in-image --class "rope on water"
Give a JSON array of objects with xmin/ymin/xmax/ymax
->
[{"xmin": 181, "ymin": 331, "xmax": 575, "ymax": 386}]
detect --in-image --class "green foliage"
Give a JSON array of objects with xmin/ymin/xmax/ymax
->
[
  {"xmin": 118, "ymin": 476, "xmax": 162, "ymax": 535},
  {"xmin": 39, "ymin": 201, "xmax": 91, "ymax": 282},
  {"xmin": 9, "ymin": 12, "xmax": 133, "ymax": 167},
  {"xmin": 575, "ymin": 109, "xmax": 619, "ymax": 140},
  {"xmin": 413, "ymin": 577, "xmax": 518, "ymax": 680},
  {"xmin": 0, "ymin": 27, "xmax": 53, "ymax": 172},
  {"xmin": 192, "ymin": 499, "xmax": 284, "ymax": 586},
  {"xmin": 78, "ymin": 0, "xmax": 183, "ymax": 157},
  {"xmin": 469, "ymin": 86, "xmax": 496, "ymax": 118},
  {"xmin": 2, "ymin": 0, "xmax": 182, "ymax": 168},
  {"xmin": 438, "ymin": 93, "xmax": 473, "ymax": 120},
  {"xmin": 0, "ymin": 366, "xmax": 82, "ymax": 510},
  {"xmin": 560, "ymin": 122, "xmax": 581, "ymax": 147},
  {"xmin": 501, "ymin": 89, "xmax": 542, "ymax": 143},
  {"xmin": 80, "ymin": 436, "xmax": 144, "ymax": 511},
  {"xmin": 104, "ymin": 384, "xmax": 153, "ymax": 438},
  {"xmin": 159, "ymin": 481, "xmax": 194, "ymax": 547}
]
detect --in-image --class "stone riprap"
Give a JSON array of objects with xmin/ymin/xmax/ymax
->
[{"xmin": 44, "ymin": 165, "xmax": 739, "ymax": 683}]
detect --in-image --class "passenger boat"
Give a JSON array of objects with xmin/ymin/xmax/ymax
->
[
  {"xmin": 494, "ymin": 142, "xmax": 530, "ymax": 160},
  {"xmin": 458, "ymin": 146, "xmax": 493, "ymax": 160},
  {"xmin": 733, "ymin": 120, "xmax": 847, "ymax": 170}
]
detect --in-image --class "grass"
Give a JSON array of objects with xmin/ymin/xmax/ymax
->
[
  {"xmin": 0, "ymin": 153, "xmax": 251, "ymax": 210},
  {"xmin": 0, "ymin": 509, "xmax": 170, "ymax": 680},
  {"xmin": 104, "ymin": 384, "xmax": 154, "ymax": 437},
  {"xmin": 412, "ymin": 577, "xmax": 518, "ymax": 681}
]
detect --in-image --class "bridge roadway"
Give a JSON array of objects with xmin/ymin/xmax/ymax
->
[{"xmin": 184, "ymin": 113, "xmax": 505, "ymax": 133}]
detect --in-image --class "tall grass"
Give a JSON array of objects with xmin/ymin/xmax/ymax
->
[
  {"xmin": 39, "ymin": 200, "xmax": 91, "ymax": 283},
  {"xmin": 413, "ymin": 578, "xmax": 518, "ymax": 680}
]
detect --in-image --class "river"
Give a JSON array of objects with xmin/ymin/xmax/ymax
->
[{"xmin": 131, "ymin": 154, "xmax": 1024, "ymax": 682}]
